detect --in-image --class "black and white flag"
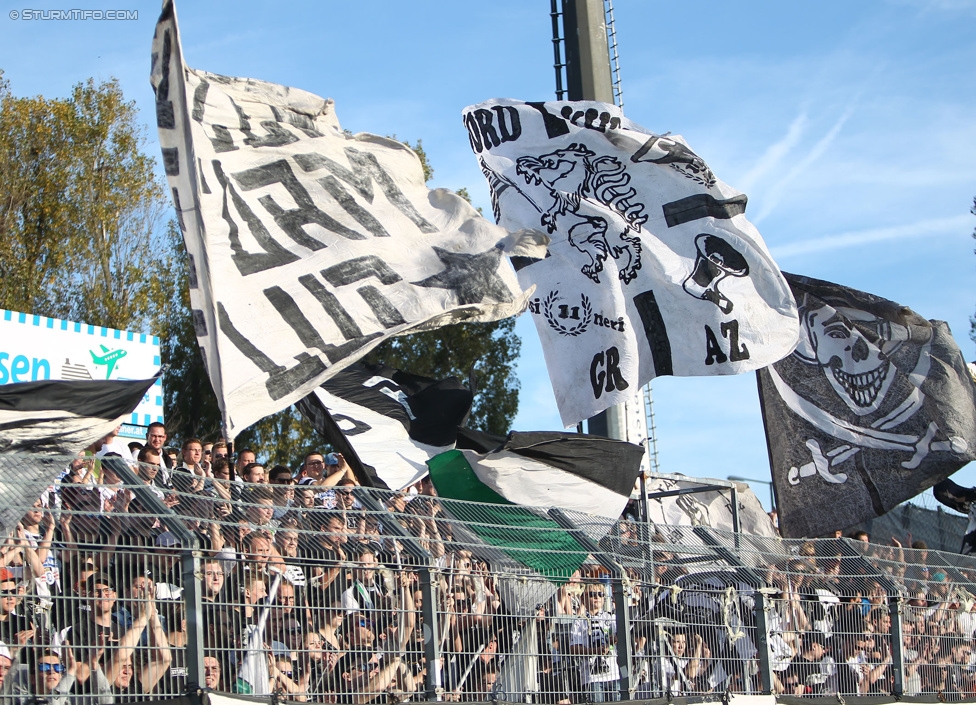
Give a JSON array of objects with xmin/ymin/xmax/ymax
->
[
  {"xmin": 296, "ymin": 363, "xmax": 473, "ymax": 490},
  {"xmin": 0, "ymin": 376, "xmax": 158, "ymax": 536},
  {"xmin": 151, "ymin": 4, "xmax": 544, "ymax": 438},
  {"xmin": 465, "ymin": 99, "xmax": 798, "ymax": 427},
  {"xmin": 758, "ymin": 274, "xmax": 976, "ymax": 538}
]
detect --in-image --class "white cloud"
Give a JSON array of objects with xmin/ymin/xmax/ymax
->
[
  {"xmin": 738, "ymin": 112, "xmax": 809, "ymax": 193},
  {"xmin": 772, "ymin": 214, "xmax": 971, "ymax": 258},
  {"xmin": 753, "ymin": 104, "xmax": 856, "ymax": 224}
]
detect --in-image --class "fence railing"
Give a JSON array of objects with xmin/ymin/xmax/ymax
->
[{"xmin": 1, "ymin": 452, "xmax": 976, "ymax": 703}]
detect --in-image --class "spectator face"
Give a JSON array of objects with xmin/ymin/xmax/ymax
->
[
  {"xmin": 671, "ymin": 633, "xmax": 687, "ymax": 657},
  {"xmin": 35, "ymin": 655, "xmax": 63, "ymax": 693},
  {"xmin": 0, "ymin": 654, "xmax": 10, "ymax": 686},
  {"xmin": 115, "ymin": 657, "xmax": 135, "ymax": 689},
  {"xmin": 245, "ymin": 578, "xmax": 267, "ymax": 605},
  {"xmin": 295, "ymin": 488, "xmax": 315, "ymax": 508},
  {"xmin": 24, "ymin": 500, "xmax": 44, "ymax": 527},
  {"xmin": 283, "ymin": 618, "xmax": 303, "ymax": 649},
  {"xmin": 248, "ymin": 536, "xmax": 273, "ymax": 564},
  {"xmin": 303, "ymin": 454, "xmax": 326, "ymax": 480},
  {"xmin": 236, "ymin": 451, "xmax": 256, "ymax": 473},
  {"xmin": 92, "ymin": 581, "xmax": 117, "ymax": 615},
  {"xmin": 140, "ymin": 453, "xmax": 161, "ymax": 481},
  {"xmin": 355, "ymin": 553, "xmax": 377, "ymax": 585},
  {"xmin": 243, "ymin": 465, "xmax": 266, "ymax": 484},
  {"xmin": 324, "ymin": 518, "xmax": 347, "ymax": 546},
  {"xmin": 0, "ymin": 578, "xmax": 21, "ymax": 615},
  {"xmin": 276, "ymin": 584, "xmax": 296, "ymax": 615},
  {"xmin": 247, "ymin": 500, "xmax": 274, "ymax": 526},
  {"xmin": 203, "ymin": 563, "xmax": 225, "ymax": 597},
  {"xmin": 203, "ymin": 656, "xmax": 221, "ymax": 689},
  {"xmin": 146, "ymin": 426, "xmax": 167, "ymax": 451},
  {"xmin": 584, "ymin": 586, "xmax": 606, "ymax": 614},
  {"xmin": 306, "ymin": 631, "xmax": 324, "ymax": 660},
  {"xmin": 336, "ymin": 487, "xmax": 355, "ymax": 509},
  {"xmin": 350, "ymin": 617, "xmax": 375, "ymax": 647},
  {"xmin": 276, "ymin": 531, "xmax": 299, "ymax": 558},
  {"xmin": 182, "ymin": 442, "xmax": 203, "ymax": 466}
]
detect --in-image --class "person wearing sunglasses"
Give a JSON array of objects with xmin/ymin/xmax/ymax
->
[{"xmin": 3, "ymin": 645, "xmax": 110, "ymax": 704}]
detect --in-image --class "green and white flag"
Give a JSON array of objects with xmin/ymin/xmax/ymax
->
[{"xmin": 427, "ymin": 431, "xmax": 643, "ymax": 583}]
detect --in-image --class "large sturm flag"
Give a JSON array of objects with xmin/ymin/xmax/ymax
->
[
  {"xmin": 465, "ymin": 98, "xmax": 799, "ymax": 427},
  {"xmin": 0, "ymin": 375, "xmax": 159, "ymax": 536},
  {"xmin": 296, "ymin": 363, "xmax": 473, "ymax": 490},
  {"xmin": 427, "ymin": 431, "xmax": 644, "ymax": 582},
  {"xmin": 150, "ymin": 3, "xmax": 544, "ymax": 439},
  {"xmin": 757, "ymin": 274, "xmax": 976, "ymax": 538}
]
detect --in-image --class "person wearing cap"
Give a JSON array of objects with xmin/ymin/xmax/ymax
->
[{"xmin": 0, "ymin": 568, "xmax": 33, "ymax": 655}]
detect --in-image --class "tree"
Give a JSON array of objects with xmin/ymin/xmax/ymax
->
[
  {"xmin": 0, "ymin": 75, "xmax": 174, "ymax": 330},
  {"xmin": 158, "ymin": 136, "xmax": 523, "ymax": 459}
]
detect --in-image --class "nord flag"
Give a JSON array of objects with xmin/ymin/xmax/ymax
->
[
  {"xmin": 151, "ymin": 3, "xmax": 544, "ymax": 438},
  {"xmin": 465, "ymin": 99, "xmax": 798, "ymax": 427},
  {"xmin": 757, "ymin": 274, "xmax": 976, "ymax": 538},
  {"xmin": 296, "ymin": 363, "xmax": 473, "ymax": 490}
]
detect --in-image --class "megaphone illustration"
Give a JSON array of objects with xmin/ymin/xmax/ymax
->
[{"xmin": 682, "ymin": 234, "xmax": 749, "ymax": 314}]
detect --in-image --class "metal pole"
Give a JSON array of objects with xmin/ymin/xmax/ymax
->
[{"xmin": 103, "ymin": 457, "xmax": 205, "ymax": 693}]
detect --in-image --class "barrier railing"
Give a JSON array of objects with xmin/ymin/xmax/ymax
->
[{"xmin": 1, "ymin": 452, "xmax": 976, "ymax": 702}]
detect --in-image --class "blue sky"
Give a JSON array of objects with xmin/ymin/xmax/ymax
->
[{"xmin": 2, "ymin": 1, "xmax": 975, "ymax": 508}]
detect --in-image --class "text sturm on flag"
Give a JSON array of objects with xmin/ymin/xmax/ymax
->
[
  {"xmin": 151, "ymin": 3, "xmax": 544, "ymax": 438},
  {"xmin": 758, "ymin": 273, "xmax": 976, "ymax": 538},
  {"xmin": 465, "ymin": 99, "xmax": 798, "ymax": 427}
]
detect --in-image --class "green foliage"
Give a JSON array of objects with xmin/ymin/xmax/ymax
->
[
  {"xmin": 363, "ymin": 319, "xmax": 521, "ymax": 435},
  {"xmin": 0, "ymin": 76, "xmax": 173, "ymax": 330}
]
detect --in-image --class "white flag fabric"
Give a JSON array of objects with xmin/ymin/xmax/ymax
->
[
  {"xmin": 150, "ymin": 3, "xmax": 542, "ymax": 438},
  {"xmin": 465, "ymin": 99, "xmax": 799, "ymax": 426}
]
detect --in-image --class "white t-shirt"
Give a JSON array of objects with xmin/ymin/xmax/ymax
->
[{"xmin": 570, "ymin": 611, "xmax": 619, "ymax": 684}]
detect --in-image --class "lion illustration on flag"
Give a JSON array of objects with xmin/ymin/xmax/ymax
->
[{"xmin": 515, "ymin": 143, "xmax": 647, "ymax": 285}]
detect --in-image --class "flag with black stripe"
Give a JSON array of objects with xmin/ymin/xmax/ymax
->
[
  {"xmin": 151, "ymin": 3, "xmax": 545, "ymax": 438},
  {"xmin": 464, "ymin": 98, "xmax": 798, "ymax": 427},
  {"xmin": 758, "ymin": 274, "xmax": 976, "ymax": 538},
  {"xmin": 0, "ymin": 375, "xmax": 159, "ymax": 537},
  {"xmin": 296, "ymin": 363, "xmax": 473, "ymax": 489},
  {"xmin": 427, "ymin": 430, "xmax": 644, "ymax": 581}
]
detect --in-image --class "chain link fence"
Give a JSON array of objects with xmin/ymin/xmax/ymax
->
[{"xmin": 2, "ymin": 452, "xmax": 976, "ymax": 703}]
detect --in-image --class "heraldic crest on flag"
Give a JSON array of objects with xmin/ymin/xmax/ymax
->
[
  {"xmin": 465, "ymin": 99, "xmax": 799, "ymax": 427},
  {"xmin": 758, "ymin": 273, "xmax": 976, "ymax": 538},
  {"xmin": 150, "ymin": 3, "xmax": 545, "ymax": 438}
]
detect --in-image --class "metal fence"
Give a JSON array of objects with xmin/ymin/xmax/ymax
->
[{"xmin": 3, "ymin": 452, "xmax": 976, "ymax": 703}]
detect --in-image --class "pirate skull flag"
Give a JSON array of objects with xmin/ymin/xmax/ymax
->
[
  {"xmin": 465, "ymin": 99, "xmax": 799, "ymax": 427},
  {"xmin": 758, "ymin": 273, "xmax": 976, "ymax": 538},
  {"xmin": 151, "ymin": 3, "xmax": 544, "ymax": 438}
]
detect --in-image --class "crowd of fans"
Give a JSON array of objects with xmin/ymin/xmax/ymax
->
[{"xmin": 3, "ymin": 422, "xmax": 976, "ymax": 703}]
